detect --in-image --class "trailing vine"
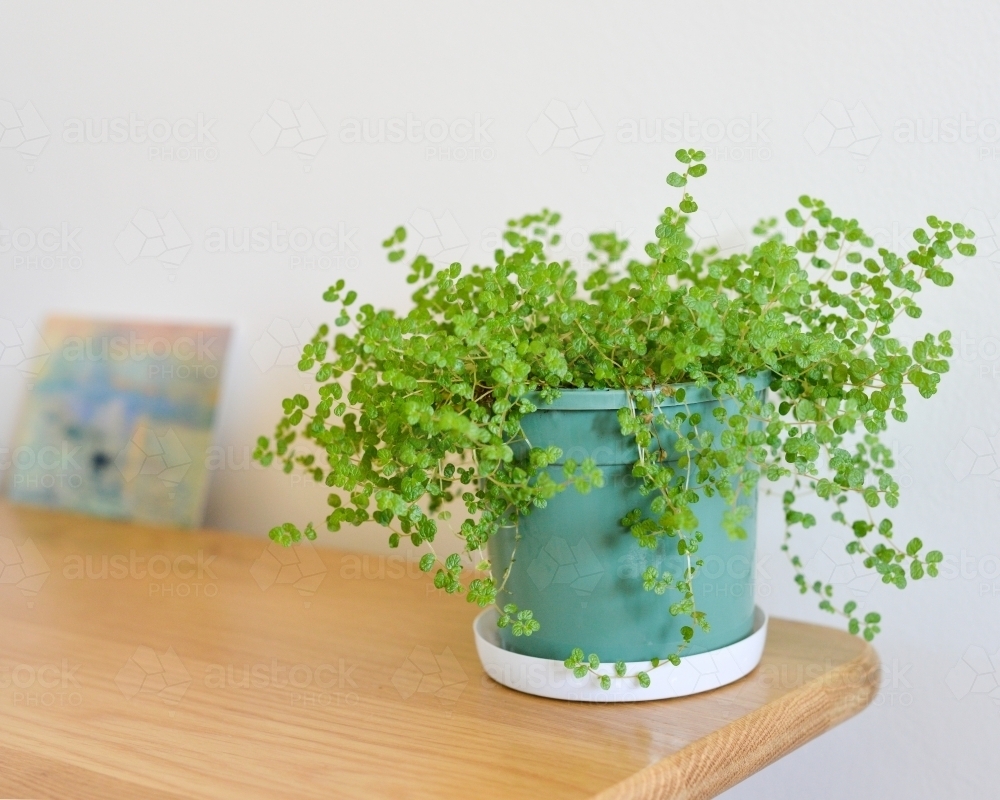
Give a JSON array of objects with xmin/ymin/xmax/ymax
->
[{"xmin": 255, "ymin": 149, "xmax": 973, "ymax": 689}]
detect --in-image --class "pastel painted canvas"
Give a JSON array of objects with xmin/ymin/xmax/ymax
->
[{"xmin": 6, "ymin": 318, "xmax": 229, "ymax": 527}]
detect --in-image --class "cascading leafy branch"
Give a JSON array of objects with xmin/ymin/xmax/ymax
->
[{"xmin": 254, "ymin": 149, "xmax": 974, "ymax": 689}]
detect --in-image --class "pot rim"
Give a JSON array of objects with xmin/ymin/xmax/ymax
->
[{"xmin": 519, "ymin": 371, "xmax": 771, "ymax": 411}]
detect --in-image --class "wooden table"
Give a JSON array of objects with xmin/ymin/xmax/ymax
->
[{"xmin": 0, "ymin": 502, "xmax": 879, "ymax": 799}]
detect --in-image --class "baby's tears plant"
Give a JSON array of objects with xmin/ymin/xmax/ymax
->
[{"xmin": 255, "ymin": 150, "xmax": 973, "ymax": 689}]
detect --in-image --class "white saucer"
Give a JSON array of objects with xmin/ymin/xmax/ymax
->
[{"xmin": 474, "ymin": 605, "xmax": 768, "ymax": 702}]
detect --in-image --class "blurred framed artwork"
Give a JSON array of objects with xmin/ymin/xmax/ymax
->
[{"xmin": 5, "ymin": 317, "xmax": 230, "ymax": 527}]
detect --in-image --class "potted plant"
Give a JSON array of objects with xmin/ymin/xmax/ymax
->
[{"xmin": 254, "ymin": 150, "xmax": 973, "ymax": 700}]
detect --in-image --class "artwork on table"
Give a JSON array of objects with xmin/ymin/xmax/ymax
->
[{"xmin": 5, "ymin": 317, "xmax": 230, "ymax": 527}]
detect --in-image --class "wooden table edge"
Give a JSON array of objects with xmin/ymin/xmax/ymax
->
[
  {"xmin": 593, "ymin": 640, "xmax": 880, "ymax": 800},
  {"xmin": 0, "ymin": 504, "xmax": 883, "ymax": 800}
]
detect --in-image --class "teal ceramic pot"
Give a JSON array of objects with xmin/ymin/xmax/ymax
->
[{"xmin": 488, "ymin": 374, "xmax": 770, "ymax": 662}]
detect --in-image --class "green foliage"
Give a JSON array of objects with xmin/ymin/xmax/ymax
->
[{"xmin": 256, "ymin": 150, "xmax": 970, "ymax": 689}]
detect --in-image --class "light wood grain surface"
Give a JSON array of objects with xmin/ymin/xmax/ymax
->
[{"xmin": 0, "ymin": 502, "xmax": 879, "ymax": 799}]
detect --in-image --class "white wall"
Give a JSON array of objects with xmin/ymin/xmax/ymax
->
[{"xmin": 3, "ymin": 2, "xmax": 999, "ymax": 796}]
